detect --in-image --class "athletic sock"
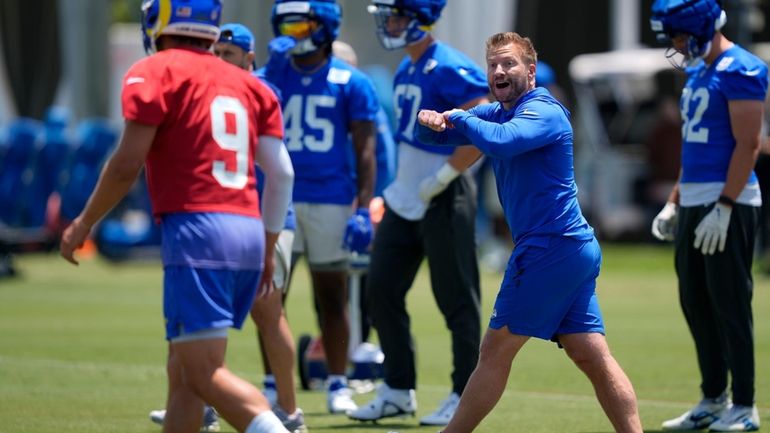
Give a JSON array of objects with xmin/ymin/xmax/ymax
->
[
  {"xmin": 327, "ymin": 374, "xmax": 347, "ymax": 390},
  {"xmin": 263, "ymin": 374, "xmax": 275, "ymax": 386},
  {"xmin": 245, "ymin": 410, "xmax": 288, "ymax": 433}
]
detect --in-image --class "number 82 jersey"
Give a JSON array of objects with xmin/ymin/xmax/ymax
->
[
  {"xmin": 680, "ymin": 44, "xmax": 768, "ymax": 184},
  {"xmin": 121, "ymin": 47, "xmax": 284, "ymax": 218}
]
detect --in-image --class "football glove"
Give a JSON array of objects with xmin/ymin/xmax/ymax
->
[
  {"xmin": 651, "ymin": 202, "xmax": 678, "ymax": 241},
  {"xmin": 272, "ymin": 230, "xmax": 293, "ymax": 293},
  {"xmin": 693, "ymin": 202, "xmax": 732, "ymax": 255},
  {"xmin": 419, "ymin": 163, "xmax": 460, "ymax": 203},
  {"xmin": 263, "ymin": 36, "xmax": 296, "ymax": 76},
  {"xmin": 343, "ymin": 207, "xmax": 373, "ymax": 254}
]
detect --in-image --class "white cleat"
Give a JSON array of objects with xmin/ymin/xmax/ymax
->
[
  {"xmin": 709, "ymin": 405, "xmax": 760, "ymax": 432},
  {"xmin": 347, "ymin": 383, "xmax": 416, "ymax": 422},
  {"xmin": 148, "ymin": 409, "xmax": 165, "ymax": 426},
  {"xmin": 662, "ymin": 394, "xmax": 731, "ymax": 431},
  {"xmin": 419, "ymin": 392, "xmax": 460, "ymax": 426},
  {"xmin": 274, "ymin": 406, "xmax": 309, "ymax": 433},
  {"xmin": 327, "ymin": 382, "xmax": 358, "ymax": 414},
  {"xmin": 149, "ymin": 406, "xmax": 220, "ymax": 432}
]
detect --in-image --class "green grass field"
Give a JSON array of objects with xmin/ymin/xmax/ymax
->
[{"xmin": 0, "ymin": 244, "xmax": 768, "ymax": 433}]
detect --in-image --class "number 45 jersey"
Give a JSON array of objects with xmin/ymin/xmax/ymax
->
[
  {"xmin": 121, "ymin": 47, "xmax": 284, "ymax": 218},
  {"xmin": 680, "ymin": 44, "xmax": 768, "ymax": 185},
  {"xmin": 264, "ymin": 56, "xmax": 379, "ymax": 205}
]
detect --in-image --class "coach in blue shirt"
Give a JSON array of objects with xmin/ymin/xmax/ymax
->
[{"xmin": 416, "ymin": 32, "xmax": 644, "ymax": 433}]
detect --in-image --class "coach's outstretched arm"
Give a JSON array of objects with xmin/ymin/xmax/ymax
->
[
  {"xmin": 417, "ymin": 103, "xmax": 568, "ymax": 159},
  {"xmin": 445, "ymin": 106, "xmax": 564, "ymax": 159},
  {"xmin": 415, "ymin": 109, "xmax": 470, "ymax": 146}
]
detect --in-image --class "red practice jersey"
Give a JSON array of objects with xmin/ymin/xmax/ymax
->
[{"xmin": 121, "ymin": 47, "xmax": 283, "ymax": 218}]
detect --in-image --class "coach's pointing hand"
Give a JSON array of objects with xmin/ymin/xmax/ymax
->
[{"xmin": 418, "ymin": 109, "xmax": 448, "ymax": 132}]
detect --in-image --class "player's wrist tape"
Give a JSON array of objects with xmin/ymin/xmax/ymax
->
[
  {"xmin": 718, "ymin": 195, "xmax": 736, "ymax": 207},
  {"xmin": 436, "ymin": 163, "xmax": 461, "ymax": 184}
]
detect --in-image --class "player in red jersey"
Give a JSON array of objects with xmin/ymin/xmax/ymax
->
[{"xmin": 59, "ymin": 1, "xmax": 294, "ymax": 432}]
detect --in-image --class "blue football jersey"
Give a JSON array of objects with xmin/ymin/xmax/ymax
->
[
  {"xmin": 680, "ymin": 44, "xmax": 768, "ymax": 184},
  {"xmin": 393, "ymin": 41, "xmax": 488, "ymax": 155},
  {"xmin": 263, "ymin": 56, "xmax": 379, "ymax": 204},
  {"xmin": 374, "ymin": 107, "xmax": 397, "ymax": 196},
  {"xmin": 253, "ymin": 70, "xmax": 283, "ymax": 103}
]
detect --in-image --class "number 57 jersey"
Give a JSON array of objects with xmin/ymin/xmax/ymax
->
[
  {"xmin": 121, "ymin": 47, "xmax": 284, "ymax": 218},
  {"xmin": 264, "ymin": 57, "xmax": 379, "ymax": 205},
  {"xmin": 680, "ymin": 44, "xmax": 768, "ymax": 185}
]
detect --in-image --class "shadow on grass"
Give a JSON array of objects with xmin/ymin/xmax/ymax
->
[
  {"xmin": 311, "ymin": 421, "xmax": 417, "ymax": 431},
  {"xmin": 579, "ymin": 431, "xmax": 671, "ymax": 433},
  {"xmin": 295, "ymin": 411, "xmax": 417, "ymax": 432}
]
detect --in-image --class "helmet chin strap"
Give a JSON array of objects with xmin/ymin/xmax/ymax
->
[
  {"xmin": 378, "ymin": 30, "xmax": 413, "ymax": 50},
  {"xmin": 685, "ymin": 9, "xmax": 726, "ymax": 67},
  {"xmin": 690, "ymin": 40, "xmax": 712, "ymax": 65},
  {"xmin": 406, "ymin": 31, "xmax": 429, "ymax": 47}
]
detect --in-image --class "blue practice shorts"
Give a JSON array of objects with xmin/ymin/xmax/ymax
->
[
  {"xmin": 160, "ymin": 213, "xmax": 265, "ymax": 341},
  {"xmin": 164, "ymin": 266, "xmax": 261, "ymax": 340},
  {"xmin": 489, "ymin": 236, "xmax": 605, "ymax": 341}
]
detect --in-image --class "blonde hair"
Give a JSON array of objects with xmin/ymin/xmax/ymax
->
[{"xmin": 485, "ymin": 32, "xmax": 538, "ymax": 66}]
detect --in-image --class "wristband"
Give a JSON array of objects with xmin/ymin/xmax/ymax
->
[
  {"xmin": 436, "ymin": 163, "xmax": 461, "ymax": 184},
  {"xmin": 717, "ymin": 195, "xmax": 736, "ymax": 207}
]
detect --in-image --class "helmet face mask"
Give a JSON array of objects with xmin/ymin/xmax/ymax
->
[
  {"xmin": 367, "ymin": 0, "xmax": 446, "ymax": 50},
  {"xmin": 650, "ymin": 0, "xmax": 726, "ymax": 68},
  {"xmin": 367, "ymin": 5, "xmax": 426, "ymax": 50},
  {"xmin": 664, "ymin": 32, "xmax": 708, "ymax": 70},
  {"xmin": 141, "ymin": 0, "xmax": 222, "ymax": 54},
  {"xmin": 271, "ymin": 1, "xmax": 341, "ymax": 56}
]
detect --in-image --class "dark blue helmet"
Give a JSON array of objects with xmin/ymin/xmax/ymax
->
[
  {"xmin": 141, "ymin": 0, "xmax": 222, "ymax": 54},
  {"xmin": 650, "ymin": 0, "xmax": 726, "ymax": 66},
  {"xmin": 270, "ymin": 0, "xmax": 342, "ymax": 55},
  {"xmin": 367, "ymin": 0, "xmax": 446, "ymax": 50}
]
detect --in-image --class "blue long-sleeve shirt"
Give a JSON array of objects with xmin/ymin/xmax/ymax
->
[{"xmin": 416, "ymin": 87, "xmax": 593, "ymax": 248}]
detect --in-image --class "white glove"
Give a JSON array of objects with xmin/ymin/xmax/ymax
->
[
  {"xmin": 272, "ymin": 229, "xmax": 294, "ymax": 293},
  {"xmin": 419, "ymin": 163, "xmax": 460, "ymax": 203},
  {"xmin": 693, "ymin": 203, "xmax": 732, "ymax": 255},
  {"xmin": 651, "ymin": 202, "xmax": 678, "ymax": 241}
]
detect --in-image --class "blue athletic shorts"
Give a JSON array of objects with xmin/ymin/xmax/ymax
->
[
  {"xmin": 489, "ymin": 236, "xmax": 605, "ymax": 340},
  {"xmin": 160, "ymin": 213, "xmax": 265, "ymax": 340},
  {"xmin": 164, "ymin": 266, "xmax": 260, "ymax": 340}
]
